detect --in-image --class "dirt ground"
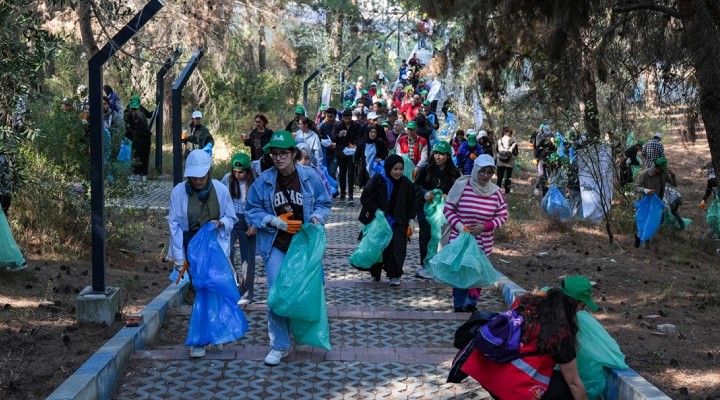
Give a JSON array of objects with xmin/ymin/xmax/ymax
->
[{"xmin": 0, "ymin": 128, "xmax": 718, "ymax": 399}]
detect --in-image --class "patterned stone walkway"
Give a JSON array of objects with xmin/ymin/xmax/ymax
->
[{"xmin": 111, "ymin": 177, "xmax": 502, "ymax": 399}]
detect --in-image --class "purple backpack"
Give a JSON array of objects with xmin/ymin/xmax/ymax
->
[{"xmin": 474, "ymin": 309, "xmax": 532, "ymax": 363}]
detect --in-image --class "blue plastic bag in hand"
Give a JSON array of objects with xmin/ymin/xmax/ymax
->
[
  {"xmin": 185, "ymin": 223, "xmax": 248, "ymax": 347},
  {"xmin": 321, "ymin": 166, "xmax": 338, "ymax": 195},
  {"xmin": 349, "ymin": 210, "xmax": 393, "ymax": 269},
  {"xmin": 576, "ymin": 311, "xmax": 628, "ymax": 399},
  {"xmin": 541, "ymin": 185, "xmax": 571, "ymax": 222},
  {"xmin": 635, "ymin": 194, "xmax": 665, "ymax": 241},
  {"xmin": 0, "ymin": 209, "xmax": 26, "ymax": 271},
  {"xmin": 267, "ymin": 223, "xmax": 331, "ymax": 350},
  {"xmin": 426, "ymin": 231, "xmax": 499, "ymax": 289},
  {"xmin": 117, "ymin": 138, "xmax": 132, "ymax": 164},
  {"xmin": 424, "ymin": 189, "xmax": 446, "ymax": 264}
]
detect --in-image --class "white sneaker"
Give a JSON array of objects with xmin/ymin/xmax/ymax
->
[
  {"xmin": 189, "ymin": 346, "xmax": 206, "ymax": 358},
  {"xmin": 264, "ymin": 349, "xmax": 290, "ymax": 366},
  {"xmin": 415, "ymin": 267, "xmax": 432, "ymax": 280},
  {"xmin": 389, "ymin": 278, "xmax": 400, "ymax": 286}
]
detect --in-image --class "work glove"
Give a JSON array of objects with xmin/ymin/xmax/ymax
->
[
  {"xmin": 643, "ymin": 188, "xmax": 655, "ymax": 195},
  {"xmin": 700, "ymin": 200, "xmax": 706, "ymax": 210},
  {"xmin": 424, "ymin": 192, "xmax": 434, "ymax": 202},
  {"xmin": 407, "ymin": 219, "xmax": 415, "ymax": 239},
  {"xmin": 174, "ymin": 260, "xmax": 185, "ymax": 271},
  {"xmin": 454, "ymin": 221, "xmax": 465, "ymax": 232},
  {"xmin": 270, "ymin": 212, "xmax": 302, "ymax": 234}
]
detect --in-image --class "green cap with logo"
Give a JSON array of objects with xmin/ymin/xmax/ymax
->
[
  {"xmin": 406, "ymin": 121, "xmax": 417, "ymax": 130},
  {"xmin": 129, "ymin": 96, "xmax": 141, "ymax": 109},
  {"xmin": 231, "ymin": 152, "xmax": 251, "ymax": 170},
  {"xmin": 294, "ymin": 105, "xmax": 305, "ymax": 115},
  {"xmin": 263, "ymin": 131, "xmax": 297, "ymax": 153},
  {"xmin": 560, "ymin": 276, "xmax": 598, "ymax": 311},
  {"xmin": 467, "ymin": 134, "xmax": 477, "ymax": 146},
  {"xmin": 433, "ymin": 141, "xmax": 451, "ymax": 155}
]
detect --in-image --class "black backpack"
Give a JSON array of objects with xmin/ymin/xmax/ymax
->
[{"xmin": 453, "ymin": 311, "xmax": 499, "ymax": 349}]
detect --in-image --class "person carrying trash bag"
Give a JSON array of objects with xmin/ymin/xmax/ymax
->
[
  {"xmin": 443, "ymin": 154, "xmax": 508, "ymax": 312},
  {"xmin": 632, "ymin": 156, "xmax": 676, "ymax": 247},
  {"xmin": 413, "ymin": 141, "xmax": 460, "ymax": 279},
  {"xmin": 358, "ymin": 154, "xmax": 417, "ymax": 286},
  {"xmin": 168, "ymin": 149, "xmax": 239, "ymax": 358},
  {"xmin": 245, "ymin": 130, "xmax": 332, "ymax": 366}
]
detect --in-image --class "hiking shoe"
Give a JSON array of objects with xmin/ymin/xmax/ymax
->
[
  {"xmin": 634, "ymin": 235, "xmax": 641, "ymax": 248},
  {"xmin": 389, "ymin": 278, "xmax": 400, "ymax": 286},
  {"xmin": 264, "ymin": 349, "xmax": 290, "ymax": 366},
  {"xmin": 189, "ymin": 346, "xmax": 206, "ymax": 358},
  {"xmin": 347, "ymin": 199, "xmax": 355, "ymax": 206},
  {"xmin": 464, "ymin": 304, "xmax": 478, "ymax": 313},
  {"xmin": 339, "ymin": 195, "xmax": 346, "ymax": 203},
  {"xmin": 415, "ymin": 267, "xmax": 432, "ymax": 280}
]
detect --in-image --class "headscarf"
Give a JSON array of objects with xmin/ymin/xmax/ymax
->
[{"xmin": 446, "ymin": 155, "xmax": 499, "ymax": 204}]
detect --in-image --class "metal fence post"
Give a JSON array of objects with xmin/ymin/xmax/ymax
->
[
  {"xmin": 153, "ymin": 48, "xmax": 182, "ymax": 174},
  {"xmin": 172, "ymin": 49, "xmax": 204, "ymax": 185},
  {"xmin": 303, "ymin": 62, "xmax": 328, "ymax": 115}
]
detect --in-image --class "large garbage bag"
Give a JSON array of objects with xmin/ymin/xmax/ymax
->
[
  {"xmin": 321, "ymin": 166, "xmax": 338, "ymax": 195},
  {"xmin": 426, "ymin": 231, "xmax": 499, "ymax": 289},
  {"xmin": 400, "ymin": 154, "xmax": 415, "ymax": 182},
  {"xmin": 117, "ymin": 138, "xmax": 132, "ymax": 164},
  {"xmin": 185, "ymin": 223, "xmax": 248, "ymax": 346},
  {"xmin": 707, "ymin": 198, "xmax": 720, "ymax": 235},
  {"xmin": 541, "ymin": 185, "xmax": 571, "ymax": 222},
  {"xmin": 267, "ymin": 223, "xmax": 330, "ymax": 350},
  {"xmin": 662, "ymin": 208, "xmax": 692, "ymax": 230},
  {"xmin": 635, "ymin": 194, "xmax": 665, "ymax": 241},
  {"xmin": 576, "ymin": 310, "xmax": 628, "ymax": 399},
  {"xmin": 424, "ymin": 189, "xmax": 446, "ymax": 264},
  {"xmin": 349, "ymin": 210, "xmax": 393, "ymax": 269},
  {"xmin": 0, "ymin": 209, "xmax": 26, "ymax": 271}
]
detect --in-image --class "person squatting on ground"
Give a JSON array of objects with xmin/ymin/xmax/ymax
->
[
  {"xmin": 221, "ymin": 152, "xmax": 257, "ymax": 305},
  {"xmin": 359, "ymin": 154, "xmax": 417, "ymax": 286},
  {"xmin": 414, "ymin": 141, "xmax": 460, "ymax": 280},
  {"xmin": 495, "ymin": 126, "xmax": 518, "ymax": 194},
  {"xmin": 462, "ymin": 276, "xmax": 596, "ymax": 400},
  {"xmin": 245, "ymin": 131, "xmax": 332, "ymax": 366},
  {"xmin": 632, "ymin": 156, "xmax": 676, "ymax": 247},
  {"xmin": 700, "ymin": 167, "xmax": 718, "ymax": 210},
  {"xmin": 168, "ymin": 150, "xmax": 238, "ymax": 358},
  {"xmin": 444, "ymin": 154, "xmax": 508, "ymax": 312}
]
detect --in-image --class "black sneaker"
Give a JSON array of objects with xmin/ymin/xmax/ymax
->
[
  {"xmin": 338, "ymin": 195, "xmax": 346, "ymax": 203},
  {"xmin": 634, "ymin": 235, "xmax": 641, "ymax": 248},
  {"xmin": 347, "ymin": 199, "xmax": 355, "ymax": 206},
  {"xmin": 464, "ymin": 304, "xmax": 478, "ymax": 313}
]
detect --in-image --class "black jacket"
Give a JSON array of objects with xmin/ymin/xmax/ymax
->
[
  {"xmin": 331, "ymin": 120, "xmax": 361, "ymax": 156},
  {"xmin": 355, "ymin": 139, "xmax": 389, "ymax": 188},
  {"xmin": 359, "ymin": 174, "xmax": 417, "ymax": 226},
  {"xmin": 414, "ymin": 163, "xmax": 460, "ymax": 209}
]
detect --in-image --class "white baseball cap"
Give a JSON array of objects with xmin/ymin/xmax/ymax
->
[
  {"xmin": 478, "ymin": 130, "xmax": 488, "ymax": 138},
  {"xmin": 191, "ymin": 111, "xmax": 202, "ymax": 119},
  {"xmin": 184, "ymin": 149, "xmax": 212, "ymax": 178},
  {"xmin": 366, "ymin": 112, "xmax": 378, "ymax": 120},
  {"xmin": 653, "ymin": 132, "xmax": 662, "ymax": 139},
  {"xmin": 474, "ymin": 154, "xmax": 495, "ymax": 168},
  {"xmin": 466, "ymin": 128, "xmax": 476, "ymax": 136}
]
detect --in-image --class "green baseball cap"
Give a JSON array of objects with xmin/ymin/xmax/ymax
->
[
  {"xmin": 422, "ymin": 100, "xmax": 431, "ymax": 106},
  {"xmin": 344, "ymin": 100, "xmax": 352, "ymax": 108},
  {"xmin": 294, "ymin": 105, "xmax": 305, "ymax": 115},
  {"xmin": 636, "ymin": 140, "xmax": 644, "ymax": 146},
  {"xmin": 560, "ymin": 276, "xmax": 598, "ymax": 311},
  {"xmin": 433, "ymin": 141, "xmax": 451, "ymax": 155},
  {"xmin": 380, "ymin": 100, "xmax": 387, "ymax": 107},
  {"xmin": 263, "ymin": 131, "xmax": 297, "ymax": 153},
  {"xmin": 467, "ymin": 134, "xmax": 477, "ymax": 145},
  {"xmin": 361, "ymin": 89, "xmax": 368, "ymax": 95},
  {"xmin": 421, "ymin": 90, "xmax": 429, "ymax": 95},
  {"xmin": 654, "ymin": 156, "xmax": 668, "ymax": 171},
  {"xmin": 406, "ymin": 121, "xmax": 417, "ymax": 130},
  {"xmin": 381, "ymin": 121, "xmax": 391, "ymax": 128},
  {"xmin": 231, "ymin": 152, "xmax": 251, "ymax": 170},
  {"xmin": 129, "ymin": 96, "xmax": 140, "ymax": 109}
]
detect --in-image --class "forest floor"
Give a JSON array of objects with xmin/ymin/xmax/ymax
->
[{"xmin": 0, "ymin": 125, "xmax": 718, "ymax": 399}]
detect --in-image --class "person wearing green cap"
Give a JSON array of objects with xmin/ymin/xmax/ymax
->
[
  {"xmin": 394, "ymin": 119, "xmax": 429, "ymax": 179},
  {"xmin": 461, "ymin": 275, "xmax": 597, "ymax": 399},
  {"xmin": 284, "ymin": 106, "xmax": 305, "ymax": 133},
  {"xmin": 456, "ymin": 129, "xmax": 484, "ymax": 175},
  {"xmin": 632, "ymin": 156, "xmax": 676, "ymax": 247},
  {"xmin": 245, "ymin": 130, "xmax": 332, "ymax": 365},
  {"xmin": 413, "ymin": 141, "xmax": 461, "ymax": 279},
  {"xmin": 124, "ymin": 95, "xmax": 153, "ymax": 180},
  {"xmin": 221, "ymin": 152, "xmax": 257, "ymax": 305}
]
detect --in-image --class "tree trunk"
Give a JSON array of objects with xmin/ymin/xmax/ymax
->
[
  {"xmin": 328, "ymin": 10, "xmax": 344, "ymax": 63},
  {"xmin": 677, "ymin": 0, "xmax": 720, "ymax": 175},
  {"xmin": 258, "ymin": 15, "xmax": 267, "ymax": 72},
  {"xmin": 579, "ymin": 51, "xmax": 601, "ymax": 139},
  {"xmin": 77, "ymin": 0, "xmax": 99, "ymax": 59}
]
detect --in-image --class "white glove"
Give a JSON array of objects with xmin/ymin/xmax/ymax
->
[
  {"xmin": 174, "ymin": 261, "xmax": 185, "ymax": 271},
  {"xmin": 270, "ymin": 216, "xmax": 288, "ymax": 232},
  {"xmin": 424, "ymin": 192, "xmax": 432, "ymax": 200},
  {"xmin": 321, "ymin": 138, "xmax": 332, "ymax": 148},
  {"xmin": 454, "ymin": 221, "xmax": 465, "ymax": 232},
  {"xmin": 408, "ymin": 219, "xmax": 415, "ymax": 230},
  {"xmin": 643, "ymin": 188, "xmax": 655, "ymax": 194}
]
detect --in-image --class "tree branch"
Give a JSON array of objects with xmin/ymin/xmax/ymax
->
[{"xmin": 612, "ymin": 1, "xmax": 681, "ymax": 20}]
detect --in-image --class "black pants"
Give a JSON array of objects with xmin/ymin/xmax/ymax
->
[
  {"xmin": 132, "ymin": 134, "xmax": 151, "ymax": 176},
  {"xmin": 338, "ymin": 154, "xmax": 355, "ymax": 198},
  {"xmin": 369, "ymin": 224, "xmax": 407, "ymax": 279},
  {"xmin": 417, "ymin": 208, "xmax": 431, "ymax": 266},
  {"xmin": 496, "ymin": 166, "xmax": 513, "ymax": 191},
  {"xmin": 0, "ymin": 195, "xmax": 10, "ymax": 216}
]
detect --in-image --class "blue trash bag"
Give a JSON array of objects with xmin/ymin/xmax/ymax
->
[
  {"xmin": 372, "ymin": 159, "xmax": 385, "ymax": 177},
  {"xmin": 267, "ymin": 223, "xmax": 331, "ymax": 350},
  {"xmin": 117, "ymin": 138, "xmax": 132, "ymax": 164},
  {"xmin": 168, "ymin": 268, "xmax": 189, "ymax": 284},
  {"xmin": 321, "ymin": 166, "xmax": 338, "ymax": 194},
  {"xmin": 349, "ymin": 210, "xmax": 393, "ymax": 269},
  {"xmin": 0, "ymin": 209, "xmax": 26, "ymax": 271},
  {"xmin": 202, "ymin": 142, "xmax": 213, "ymax": 156},
  {"xmin": 423, "ymin": 189, "xmax": 446, "ymax": 264},
  {"xmin": 185, "ymin": 223, "xmax": 248, "ymax": 347},
  {"xmin": 426, "ymin": 231, "xmax": 499, "ymax": 289},
  {"xmin": 541, "ymin": 185, "xmax": 571, "ymax": 222},
  {"xmin": 635, "ymin": 194, "xmax": 665, "ymax": 241},
  {"xmin": 576, "ymin": 310, "xmax": 628, "ymax": 399},
  {"xmin": 400, "ymin": 154, "xmax": 416, "ymax": 182}
]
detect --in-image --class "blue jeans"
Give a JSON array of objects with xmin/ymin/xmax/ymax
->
[
  {"xmin": 325, "ymin": 152, "xmax": 338, "ymax": 180},
  {"xmin": 453, "ymin": 289, "xmax": 478, "ymax": 309},
  {"xmin": 264, "ymin": 246, "xmax": 292, "ymax": 351},
  {"xmin": 230, "ymin": 214, "xmax": 256, "ymax": 301}
]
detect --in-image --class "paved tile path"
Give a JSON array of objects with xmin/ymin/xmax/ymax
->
[{"xmin": 111, "ymin": 177, "xmax": 502, "ymax": 399}]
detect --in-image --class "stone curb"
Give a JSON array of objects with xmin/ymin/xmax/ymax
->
[
  {"xmin": 46, "ymin": 281, "xmax": 189, "ymax": 400},
  {"xmin": 493, "ymin": 272, "xmax": 671, "ymax": 400}
]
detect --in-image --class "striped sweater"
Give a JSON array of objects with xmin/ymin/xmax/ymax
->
[{"xmin": 443, "ymin": 182, "xmax": 508, "ymax": 255}]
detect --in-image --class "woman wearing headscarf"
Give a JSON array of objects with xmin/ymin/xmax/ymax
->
[
  {"xmin": 359, "ymin": 154, "xmax": 417, "ymax": 286},
  {"xmin": 355, "ymin": 125, "xmax": 389, "ymax": 188},
  {"xmin": 443, "ymin": 154, "xmax": 508, "ymax": 312}
]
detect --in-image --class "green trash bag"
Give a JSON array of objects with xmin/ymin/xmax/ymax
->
[
  {"xmin": 267, "ymin": 223, "xmax": 330, "ymax": 350},
  {"xmin": 425, "ymin": 231, "xmax": 499, "ymax": 289},
  {"xmin": 423, "ymin": 189, "xmax": 446, "ymax": 264},
  {"xmin": 400, "ymin": 154, "xmax": 416, "ymax": 182},
  {"xmin": 576, "ymin": 310, "xmax": 628, "ymax": 399},
  {"xmin": 707, "ymin": 198, "xmax": 720, "ymax": 235},
  {"xmin": 349, "ymin": 210, "xmax": 392, "ymax": 269},
  {"xmin": 0, "ymin": 209, "xmax": 26, "ymax": 271},
  {"xmin": 662, "ymin": 208, "xmax": 692, "ymax": 230}
]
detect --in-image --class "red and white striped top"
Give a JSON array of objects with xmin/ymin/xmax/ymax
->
[{"xmin": 443, "ymin": 182, "xmax": 508, "ymax": 255}]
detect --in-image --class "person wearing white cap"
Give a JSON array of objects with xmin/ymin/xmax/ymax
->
[
  {"xmin": 642, "ymin": 132, "xmax": 665, "ymax": 169},
  {"xmin": 443, "ymin": 154, "xmax": 508, "ymax": 312},
  {"xmin": 184, "ymin": 111, "xmax": 214, "ymax": 158},
  {"xmin": 168, "ymin": 149, "xmax": 239, "ymax": 358}
]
